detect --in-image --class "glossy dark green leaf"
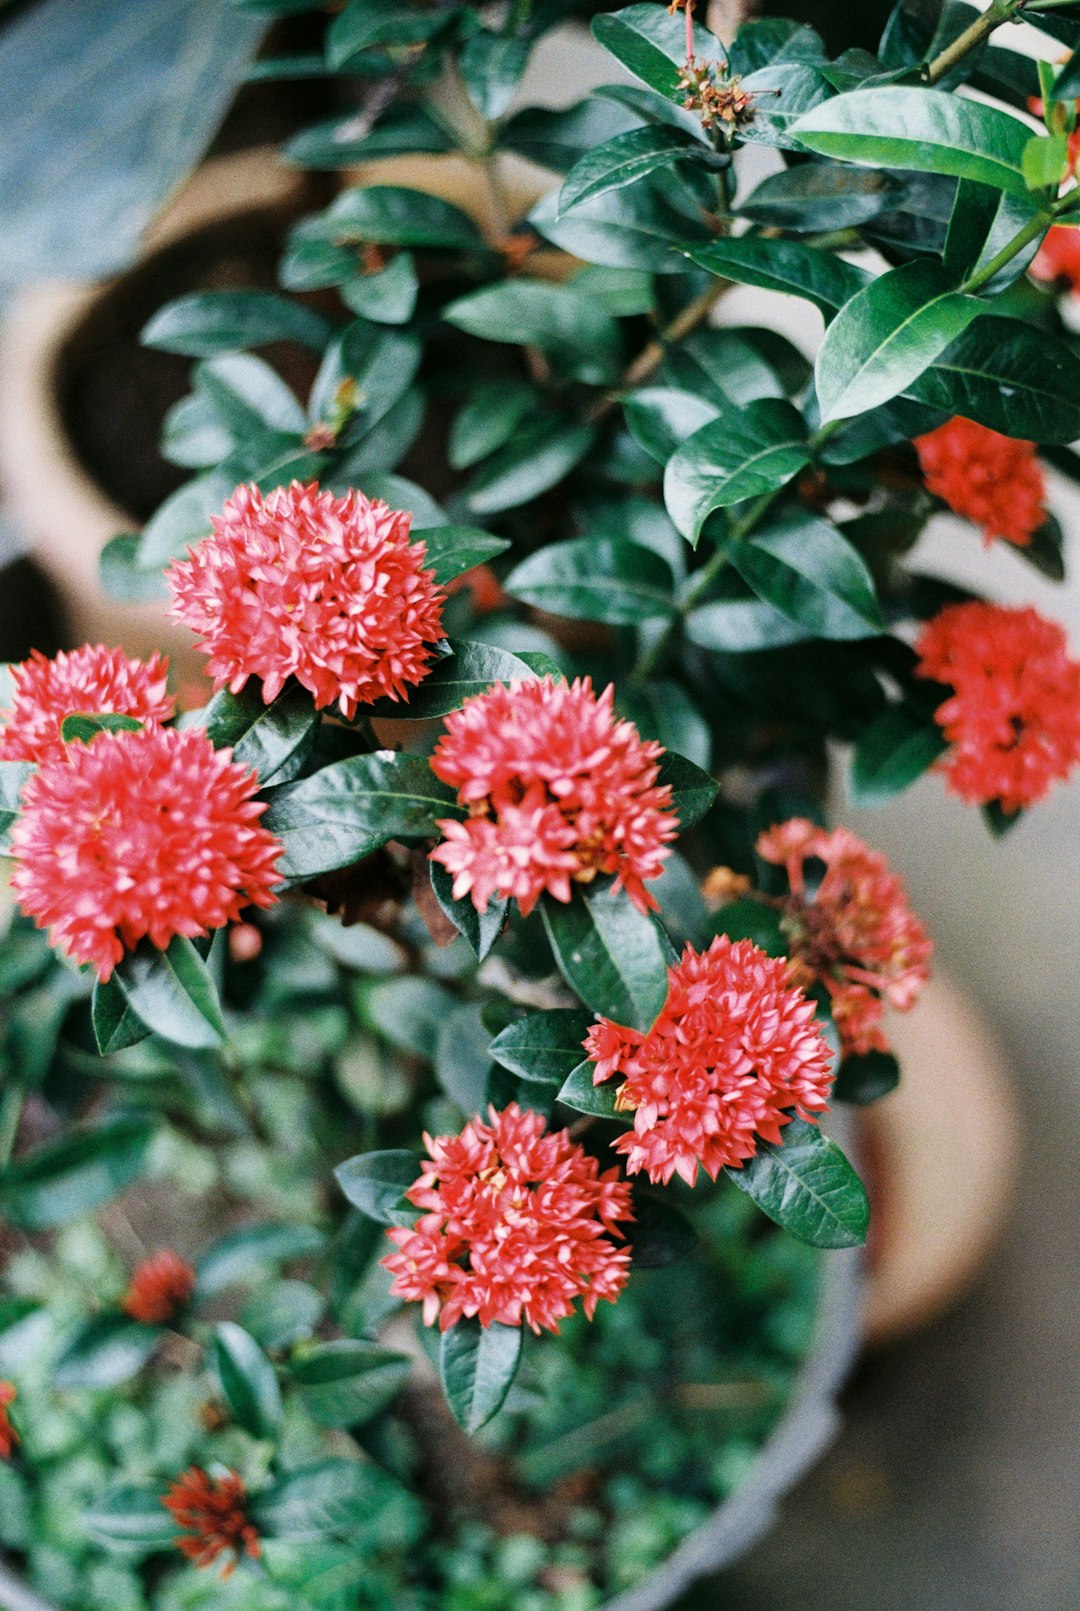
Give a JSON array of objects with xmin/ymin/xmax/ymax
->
[
  {"xmin": 792, "ymin": 86, "xmax": 1034, "ymax": 197},
  {"xmin": 505, "ymin": 537, "xmax": 674, "ymax": 624},
  {"xmin": 0, "ymin": 761, "xmax": 31, "ymax": 854},
  {"xmin": 339, "ymin": 251, "xmax": 420, "ymax": 326},
  {"xmin": 370, "ymin": 641, "xmax": 537, "ymax": 721},
  {"xmin": 664, "ymin": 400, "xmax": 810, "ymax": 544},
  {"xmin": 326, "ymin": 0, "xmax": 450, "ymax": 67},
  {"xmin": 82, "ymin": 1487, "xmax": 179, "ymax": 1554},
  {"xmin": 114, "ymin": 937, "xmax": 226, "ymax": 1050},
  {"xmin": 466, "ymin": 418, "xmax": 595, "ymax": 515},
  {"xmin": 685, "ymin": 596, "xmax": 812, "ymax": 652},
  {"xmin": 195, "ymin": 1223, "xmax": 326, "ymax": 1296},
  {"xmin": 309, "ymin": 321, "xmax": 420, "ymax": 432},
  {"xmin": 690, "ymin": 236, "xmax": 870, "ymax": 316},
  {"xmin": 659, "ymin": 750, "xmax": 718, "ymax": 829},
  {"xmin": 729, "ymin": 16, "xmax": 826, "ymax": 72},
  {"xmin": 429, "ymin": 862, "xmax": 508, "ymax": 962},
  {"xmin": 850, "ymin": 704, "xmax": 947, "ymax": 807},
  {"xmin": 725, "ymin": 1117, "xmax": 869, "ymax": 1247},
  {"xmin": 60, "ymin": 712, "xmax": 143, "ymax": 745},
  {"xmin": 200, "ymin": 680, "xmax": 319, "ymax": 786},
  {"xmin": 292, "ymin": 1339, "xmax": 411, "ymax": 1427},
  {"xmin": 529, "ymin": 180, "xmax": 712, "ymax": 273},
  {"xmin": 212, "ymin": 1322, "xmax": 283, "ymax": 1438},
  {"xmin": 91, "ymin": 977, "xmax": 150, "ymax": 1056},
  {"xmin": 444, "ymin": 282, "xmax": 622, "ymax": 386},
  {"xmin": 738, "ymin": 62, "xmax": 833, "ymax": 152},
  {"xmin": 558, "ymin": 125, "xmax": 707, "ymax": 216},
  {"xmin": 261, "ymin": 753, "xmax": 460, "ymax": 882},
  {"xmin": 0, "ymin": 1119, "xmax": 154, "ymax": 1230},
  {"xmin": 460, "ymin": 28, "xmax": 530, "ymax": 120},
  {"xmin": 815, "ymin": 258, "xmax": 980, "ymax": 423},
  {"xmin": 728, "ymin": 511, "xmax": 884, "ymax": 641},
  {"xmin": 287, "ymin": 107, "xmax": 451, "ymax": 168},
  {"xmin": 709, "ymin": 897, "xmax": 787, "ymax": 956},
  {"xmin": 99, "ymin": 534, "xmax": 170, "ymax": 602},
  {"xmin": 556, "ymin": 1059, "xmax": 623, "ymax": 1120},
  {"xmin": 142, "ymin": 290, "xmax": 331, "ymax": 356},
  {"xmin": 53, "ymin": 1314, "xmax": 161, "ymax": 1390},
  {"xmin": 435, "ymin": 1003, "xmax": 493, "ymax": 1115},
  {"xmin": 309, "ymin": 185, "xmax": 486, "ymax": 251},
  {"xmin": 489, "ymin": 1009, "xmax": 594, "ymax": 1086},
  {"xmin": 833, "ymin": 1049, "xmax": 900, "ymax": 1105},
  {"xmin": 251, "ymin": 1460, "xmax": 386, "ymax": 1541},
  {"xmin": 907, "ymin": 316, "xmax": 1080, "ymax": 443},
  {"xmin": 334, "ymin": 1149, "xmax": 419, "ymax": 1227},
  {"xmin": 740, "ymin": 162, "xmax": 896, "ymax": 231},
  {"xmin": 439, "ymin": 1318, "xmax": 522, "ymax": 1434},
  {"xmin": 449, "ymin": 383, "xmax": 538, "ymax": 472},
  {"xmin": 623, "ymin": 386, "xmax": 720, "ymax": 464},
  {"xmin": 195, "ymin": 353, "xmax": 307, "ymax": 436},
  {"xmin": 592, "ymin": 4, "xmax": 724, "ymax": 99},
  {"xmin": 1024, "ymin": 131, "xmax": 1069, "ymax": 191},
  {"xmin": 541, "ymin": 883, "xmax": 670, "ymax": 1031},
  {"xmin": 627, "ymin": 1195, "xmax": 698, "ymax": 1269},
  {"xmin": 419, "ymin": 525, "xmax": 511, "ymax": 584},
  {"xmin": 502, "ymin": 97, "xmax": 640, "ymax": 174}
]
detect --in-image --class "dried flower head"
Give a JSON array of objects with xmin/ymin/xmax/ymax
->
[
  {"xmin": 429, "ymin": 676, "xmax": 676, "ymax": 917},
  {"xmin": 915, "ymin": 601, "xmax": 1080, "ymax": 813},
  {"xmin": 584, "ymin": 935, "xmax": 834, "ymax": 1187},
  {"xmin": 167, "ymin": 481, "xmax": 446, "ymax": 718},
  {"xmin": 382, "ymin": 1103, "xmax": 633, "ymax": 1334},
  {"xmin": 162, "ymin": 1467, "xmax": 260, "ymax": 1577},
  {"xmin": 122, "ymin": 1250, "xmax": 197, "ymax": 1326},
  {"xmin": 0, "ymin": 645, "xmax": 174, "ymax": 766},
  {"xmin": 914, "ymin": 418, "xmax": 1046, "ymax": 549},
  {"xmin": 0, "ymin": 1383, "xmax": 17, "ymax": 1460},
  {"xmin": 755, "ymin": 819, "xmax": 932, "ymax": 1057},
  {"xmin": 10, "ymin": 724, "xmax": 282, "ymax": 980},
  {"xmin": 677, "ymin": 55, "xmax": 754, "ymax": 130}
]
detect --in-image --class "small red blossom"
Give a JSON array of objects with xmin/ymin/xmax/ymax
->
[
  {"xmin": 429, "ymin": 677, "xmax": 676, "ymax": 917},
  {"xmin": 755, "ymin": 819, "xmax": 932, "ymax": 1057},
  {"xmin": 0, "ymin": 645, "xmax": 174, "ymax": 766},
  {"xmin": 382, "ymin": 1103, "xmax": 633, "ymax": 1334},
  {"xmin": 915, "ymin": 601, "xmax": 1080, "ymax": 813},
  {"xmin": 914, "ymin": 417, "xmax": 1046, "ymax": 549},
  {"xmin": 0, "ymin": 1382, "xmax": 18, "ymax": 1460},
  {"xmin": 167, "ymin": 481, "xmax": 445, "ymax": 719},
  {"xmin": 1031, "ymin": 224, "xmax": 1080, "ymax": 294},
  {"xmin": 10, "ymin": 724, "xmax": 282, "ymax": 980},
  {"xmin": 162, "ymin": 1467, "xmax": 260, "ymax": 1577},
  {"xmin": 122, "ymin": 1250, "xmax": 197, "ymax": 1325},
  {"xmin": 583, "ymin": 935, "xmax": 834, "ymax": 1188}
]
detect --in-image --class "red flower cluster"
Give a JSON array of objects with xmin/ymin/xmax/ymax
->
[
  {"xmin": 755, "ymin": 819, "xmax": 932, "ymax": 1057},
  {"xmin": 0, "ymin": 1382, "xmax": 17, "ymax": 1460},
  {"xmin": 0, "ymin": 645, "xmax": 174, "ymax": 766},
  {"xmin": 429, "ymin": 677, "xmax": 676, "ymax": 917},
  {"xmin": 915, "ymin": 601, "xmax": 1080, "ymax": 813},
  {"xmin": 1031, "ymin": 224, "xmax": 1080, "ymax": 293},
  {"xmin": 914, "ymin": 418, "xmax": 1045, "ymax": 549},
  {"xmin": 162, "ymin": 1467, "xmax": 260, "ymax": 1577},
  {"xmin": 583, "ymin": 935, "xmax": 834, "ymax": 1187},
  {"xmin": 11, "ymin": 724, "xmax": 282, "ymax": 979},
  {"xmin": 122, "ymin": 1250, "xmax": 197, "ymax": 1325},
  {"xmin": 167, "ymin": 480, "xmax": 445, "ymax": 718},
  {"xmin": 382, "ymin": 1103, "xmax": 633, "ymax": 1334}
]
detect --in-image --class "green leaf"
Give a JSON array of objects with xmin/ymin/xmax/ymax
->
[
  {"xmin": 460, "ymin": 28, "xmax": 531, "ymax": 120},
  {"xmin": 505, "ymin": 537, "xmax": 674, "ymax": 624},
  {"xmin": 0, "ymin": 760, "xmax": 33, "ymax": 852},
  {"xmin": 690, "ymin": 236, "xmax": 870, "ymax": 316},
  {"xmin": 251, "ymin": 1460, "xmax": 387, "ymax": 1541},
  {"xmin": 261, "ymin": 752, "xmax": 460, "ymax": 883},
  {"xmin": 728, "ymin": 511, "xmax": 884, "ymax": 641},
  {"xmin": 541, "ymin": 882, "xmax": 670, "ymax": 1031},
  {"xmin": 292, "ymin": 1339, "xmax": 410, "ymax": 1427},
  {"xmin": 309, "ymin": 321, "xmax": 420, "ymax": 433},
  {"xmin": 99, "ymin": 534, "xmax": 170, "ymax": 602},
  {"xmin": 358, "ymin": 975, "xmax": 450, "ymax": 1058},
  {"xmin": 729, "ymin": 16, "xmax": 826, "ymax": 72},
  {"xmin": 200, "ymin": 680, "xmax": 319, "ymax": 786},
  {"xmin": 449, "ymin": 383, "xmax": 538, "ymax": 471},
  {"xmin": 833, "ymin": 1049, "xmax": 900, "ymax": 1105},
  {"xmin": 334, "ymin": 1149, "xmax": 419, "ymax": 1227},
  {"xmin": 310, "ymin": 185, "xmax": 487, "ymax": 251},
  {"xmin": 326, "ymin": 0, "xmax": 450, "ymax": 65},
  {"xmin": 725, "ymin": 1117, "xmax": 869, "ymax": 1248},
  {"xmin": 142, "ymin": 290, "xmax": 332, "ymax": 356},
  {"xmin": 0, "ymin": 1119, "xmax": 154, "ymax": 1230},
  {"xmin": 444, "ymin": 282, "xmax": 622, "ymax": 386},
  {"xmin": 907, "ymin": 316, "xmax": 1080, "ymax": 443},
  {"xmin": 1023, "ymin": 131, "xmax": 1069, "ymax": 191},
  {"xmin": 792, "ymin": 86, "xmax": 1035, "ymax": 198},
  {"xmin": 53, "ymin": 1315, "xmax": 161, "ymax": 1390},
  {"xmin": 368, "ymin": 641, "xmax": 538, "ymax": 721},
  {"xmin": 627, "ymin": 1194, "xmax": 698, "ymax": 1269},
  {"xmin": 709, "ymin": 897, "xmax": 787, "ymax": 956},
  {"xmin": 82, "ymin": 1487, "xmax": 179, "ymax": 1555},
  {"xmin": 738, "ymin": 62, "xmax": 833, "ymax": 152},
  {"xmin": 196, "ymin": 1223, "xmax": 326, "ymax": 1296},
  {"xmin": 435, "ymin": 1002, "xmax": 493, "ymax": 1115},
  {"xmin": 465, "ymin": 418, "xmax": 595, "ymax": 516},
  {"xmin": 340, "ymin": 251, "xmax": 420, "ymax": 325},
  {"xmin": 91, "ymin": 977, "xmax": 150, "ymax": 1055},
  {"xmin": 489, "ymin": 1009, "xmax": 594, "ymax": 1086},
  {"xmin": 663, "ymin": 400, "xmax": 810, "ymax": 544},
  {"xmin": 740, "ymin": 162, "xmax": 896, "ymax": 231},
  {"xmin": 685, "ymin": 596, "xmax": 812, "ymax": 652},
  {"xmin": 529, "ymin": 179, "xmax": 711, "ymax": 273},
  {"xmin": 114, "ymin": 936, "xmax": 226, "ymax": 1050},
  {"xmin": 623, "ymin": 386, "xmax": 721, "ymax": 464},
  {"xmin": 556, "ymin": 1059, "xmax": 623, "ymax": 1121},
  {"xmin": 429, "ymin": 862, "xmax": 509, "ymax": 962},
  {"xmin": 60, "ymin": 712, "xmax": 143, "ymax": 745},
  {"xmin": 420, "ymin": 525, "xmax": 511, "ymax": 584},
  {"xmin": 592, "ymin": 4, "xmax": 724, "ymax": 100},
  {"xmin": 850, "ymin": 704, "xmax": 947, "ymax": 807},
  {"xmin": 213, "ymin": 1321, "xmax": 283, "ymax": 1438},
  {"xmin": 288, "ymin": 107, "xmax": 451, "ymax": 168},
  {"xmin": 815, "ymin": 258, "xmax": 980, "ymax": 424},
  {"xmin": 196, "ymin": 353, "xmax": 308, "ymax": 436},
  {"xmin": 658, "ymin": 750, "xmax": 718, "ymax": 829},
  {"xmin": 558, "ymin": 125, "xmax": 708, "ymax": 216},
  {"xmin": 439, "ymin": 1318, "xmax": 522, "ymax": 1434},
  {"xmin": 242, "ymin": 1280, "xmax": 324, "ymax": 1353}
]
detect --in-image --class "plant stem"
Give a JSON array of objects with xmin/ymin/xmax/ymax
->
[
  {"xmin": 587, "ymin": 278, "xmax": 731, "ymax": 425},
  {"xmin": 923, "ymin": 0, "xmax": 1027, "ymax": 84},
  {"xmin": 960, "ymin": 207, "xmax": 1057, "ymax": 292}
]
